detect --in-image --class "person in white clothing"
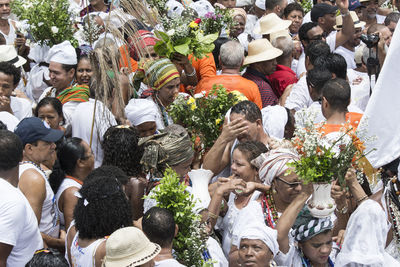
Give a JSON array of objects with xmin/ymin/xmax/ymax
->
[
  {"xmin": 0, "ymin": 130, "xmax": 42, "ymax": 267},
  {"xmin": 125, "ymin": 98, "xmax": 158, "ymax": 137},
  {"xmin": 14, "ymin": 117, "xmax": 64, "ymax": 250},
  {"xmin": 0, "ymin": 110, "xmax": 19, "ymax": 130},
  {"xmin": 142, "ymin": 207, "xmax": 186, "ymax": 267},
  {"xmin": 0, "ymin": 62, "xmax": 32, "ymax": 120}
]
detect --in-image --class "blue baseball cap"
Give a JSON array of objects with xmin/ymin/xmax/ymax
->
[
  {"xmin": 349, "ymin": 0, "xmax": 362, "ymax": 10},
  {"xmin": 14, "ymin": 117, "xmax": 64, "ymax": 145}
]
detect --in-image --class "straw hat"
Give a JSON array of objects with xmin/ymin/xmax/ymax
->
[
  {"xmin": 253, "ymin": 13, "xmax": 292, "ymax": 35},
  {"xmin": 103, "ymin": 227, "xmax": 161, "ymax": 267},
  {"xmin": 334, "ymin": 11, "xmax": 366, "ymax": 30},
  {"xmin": 270, "ymin": 29, "xmax": 291, "ymax": 42},
  {"xmin": 0, "ymin": 45, "xmax": 27, "ymax": 68},
  {"xmin": 243, "ymin": 39, "xmax": 283, "ymax": 65}
]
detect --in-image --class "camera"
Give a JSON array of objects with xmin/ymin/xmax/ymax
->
[{"xmin": 360, "ymin": 33, "xmax": 380, "ymax": 48}]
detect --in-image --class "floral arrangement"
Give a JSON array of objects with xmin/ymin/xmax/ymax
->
[
  {"xmin": 169, "ymin": 85, "xmax": 244, "ymax": 149},
  {"xmin": 289, "ymin": 112, "xmax": 367, "ymax": 186},
  {"xmin": 11, "ymin": 0, "xmax": 78, "ymax": 47},
  {"xmin": 75, "ymin": 14, "xmax": 104, "ymax": 46},
  {"xmin": 146, "ymin": 168, "xmax": 212, "ymax": 266},
  {"xmin": 201, "ymin": 7, "xmax": 235, "ymax": 35}
]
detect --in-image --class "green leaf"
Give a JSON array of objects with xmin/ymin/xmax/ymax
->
[{"xmin": 174, "ymin": 42, "xmax": 190, "ymax": 55}]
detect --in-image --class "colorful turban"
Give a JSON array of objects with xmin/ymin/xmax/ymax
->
[
  {"xmin": 134, "ymin": 58, "xmax": 180, "ymax": 92},
  {"xmin": 291, "ymin": 207, "xmax": 333, "ymax": 242},
  {"xmin": 129, "ymin": 30, "xmax": 158, "ymax": 61},
  {"xmin": 252, "ymin": 148, "xmax": 299, "ymax": 186},
  {"xmin": 232, "ymin": 8, "xmax": 247, "ymax": 24}
]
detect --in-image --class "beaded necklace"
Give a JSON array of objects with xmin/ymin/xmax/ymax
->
[
  {"xmin": 387, "ymin": 180, "xmax": 400, "ymax": 245},
  {"xmin": 19, "ymin": 161, "xmax": 47, "ymax": 178},
  {"xmin": 261, "ymin": 190, "xmax": 279, "ymax": 228}
]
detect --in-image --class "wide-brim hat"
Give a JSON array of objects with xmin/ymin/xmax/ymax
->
[
  {"xmin": 103, "ymin": 227, "xmax": 161, "ymax": 267},
  {"xmin": 243, "ymin": 39, "xmax": 283, "ymax": 65},
  {"xmin": 0, "ymin": 45, "xmax": 27, "ymax": 68},
  {"xmin": 334, "ymin": 11, "xmax": 366, "ymax": 30},
  {"xmin": 254, "ymin": 13, "xmax": 292, "ymax": 35}
]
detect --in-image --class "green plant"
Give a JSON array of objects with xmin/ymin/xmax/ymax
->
[
  {"xmin": 11, "ymin": 0, "xmax": 78, "ymax": 47},
  {"xmin": 300, "ymin": 0, "xmax": 313, "ymax": 14},
  {"xmin": 146, "ymin": 168, "xmax": 212, "ymax": 266}
]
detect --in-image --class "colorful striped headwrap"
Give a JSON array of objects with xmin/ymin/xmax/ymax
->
[
  {"xmin": 56, "ymin": 84, "xmax": 90, "ymax": 105},
  {"xmin": 134, "ymin": 58, "xmax": 180, "ymax": 92},
  {"xmin": 291, "ymin": 207, "xmax": 333, "ymax": 242}
]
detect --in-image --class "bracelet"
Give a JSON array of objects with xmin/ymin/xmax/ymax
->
[
  {"xmin": 356, "ymin": 195, "xmax": 368, "ymax": 204},
  {"xmin": 185, "ymin": 68, "xmax": 196, "ymax": 77},
  {"xmin": 208, "ymin": 211, "xmax": 218, "ymax": 220},
  {"xmin": 341, "ymin": 11, "xmax": 350, "ymax": 17},
  {"xmin": 335, "ymin": 205, "xmax": 348, "ymax": 214}
]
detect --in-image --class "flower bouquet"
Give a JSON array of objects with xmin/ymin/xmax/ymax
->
[
  {"xmin": 146, "ymin": 168, "xmax": 212, "ymax": 266},
  {"xmin": 169, "ymin": 85, "xmax": 243, "ymax": 150},
  {"xmin": 200, "ymin": 6, "xmax": 235, "ymax": 35},
  {"xmin": 289, "ymin": 112, "xmax": 368, "ymax": 217},
  {"xmin": 11, "ymin": 0, "xmax": 77, "ymax": 47}
]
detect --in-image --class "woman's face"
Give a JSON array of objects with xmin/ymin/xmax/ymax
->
[
  {"xmin": 137, "ymin": 121, "xmax": 157, "ymax": 137},
  {"xmin": 286, "ymin": 10, "xmax": 303, "ymax": 34},
  {"xmin": 37, "ymin": 104, "xmax": 63, "ymax": 129},
  {"xmin": 231, "ymin": 15, "xmax": 246, "ymax": 38},
  {"xmin": 231, "ymin": 149, "xmax": 257, "ymax": 182},
  {"xmin": 76, "ymin": 58, "xmax": 93, "ymax": 85},
  {"xmin": 172, "ymin": 156, "xmax": 193, "ymax": 179},
  {"xmin": 272, "ymin": 171, "xmax": 302, "ymax": 205},
  {"xmin": 238, "ymin": 239, "xmax": 273, "ymax": 267},
  {"xmin": 299, "ymin": 231, "xmax": 333, "ymax": 266},
  {"xmin": 157, "ymin": 77, "xmax": 180, "ymax": 107},
  {"xmin": 80, "ymin": 140, "xmax": 95, "ymax": 173},
  {"xmin": 218, "ymin": 0, "xmax": 236, "ymax": 8}
]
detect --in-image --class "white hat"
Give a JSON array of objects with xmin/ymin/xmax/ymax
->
[
  {"xmin": 255, "ymin": 0, "xmax": 266, "ymax": 10},
  {"xmin": 190, "ymin": 0, "xmax": 215, "ymax": 17},
  {"xmin": 269, "ymin": 29, "xmax": 291, "ymax": 42},
  {"xmin": 334, "ymin": 11, "xmax": 366, "ymax": 30},
  {"xmin": 243, "ymin": 38, "xmax": 282, "ymax": 65},
  {"xmin": 0, "ymin": 45, "xmax": 27, "ymax": 68},
  {"xmin": 254, "ymin": 13, "xmax": 292, "ymax": 35},
  {"xmin": 46, "ymin": 40, "xmax": 77, "ymax": 65},
  {"xmin": 103, "ymin": 227, "xmax": 161, "ymax": 267},
  {"xmin": 125, "ymin": 99, "xmax": 158, "ymax": 126},
  {"xmin": 262, "ymin": 105, "xmax": 288, "ymax": 139}
]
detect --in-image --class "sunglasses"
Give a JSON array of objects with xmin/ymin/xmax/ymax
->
[{"xmin": 276, "ymin": 176, "xmax": 302, "ymax": 188}]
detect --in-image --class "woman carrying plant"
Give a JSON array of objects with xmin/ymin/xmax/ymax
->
[{"xmin": 134, "ymin": 58, "xmax": 181, "ymax": 130}]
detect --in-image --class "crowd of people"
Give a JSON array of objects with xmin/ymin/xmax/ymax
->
[{"xmin": 1, "ymin": 0, "xmax": 400, "ymax": 266}]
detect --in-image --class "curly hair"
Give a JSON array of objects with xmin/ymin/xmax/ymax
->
[
  {"xmin": 0, "ymin": 61, "xmax": 21, "ymax": 86},
  {"xmin": 102, "ymin": 126, "xmax": 143, "ymax": 176},
  {"xmin": 74, "ymin": 176, "xmax": 133, "ymax": 239},
  {"xmin": 234, "ymin": 141, "xmax": 268, "ymax": 168},
  {"xmin": 85, "ymin": 165, "xmax": 129, "ymax": 185},
  {"xmin": 25, "ymin": 248, "xmax": 68, "ymax": 267}
]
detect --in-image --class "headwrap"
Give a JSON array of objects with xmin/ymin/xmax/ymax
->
[
  {"xmin": 189, "ymin": 0, "xmax": 215, "ymax": 17},
  {"xmin": 139, "ymin": 131, "xmax": 194, "ymax": 177},
  {"xmin": 252, "ymin": 148, "xmax": 299, "ymax": 186},
  {"xmin": 129, "ymin": 30, "xmax": 158, "ymax": 61},
  {"xmin": 239, "ymin": 220, "xmax": 279, "ymax": 256},
  {"xmin": 56, "ymin": 84, "xmax": 90, "ymax": 105},
  {"xmin": 255, "ymin": 0, "xmax": 266, "ymax": 10},
  {"xmin": 46, "ymin": 41, "xmax": 77, "ymax": 65},
  {"xmin": 166, "ymin": 0, "xmax": 184, "ymax": 18},
  {"xmin": 125, "ymin": 99, "xmax": 158, "ymax": 126},
  {"xmin": 291, "ymin": 207, "xmax": 333, "ymax": 242},
  {"xmin": 232, "ymin": 8, "xmax": 247, "ymax": 24},
  {"xmin": 134, "ymin": 58, "xmax": 180, "ymax": 92},
  {"xmin": 261, "ymin": 105, "xmax": 288, "ymax": 140}
]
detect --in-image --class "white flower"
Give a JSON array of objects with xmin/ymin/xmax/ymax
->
[
  {"xmin": 37, "ymin": 22, "xmax": 44, "ymax": 27},
  {"xmin": 51, "ymin": 26, "xmax": 59, "ymax": 34},
  {"xmin": 166, "ymin": 29, "xmax": 175, "ymax": 36},
  {"xmin": 194, "ymin": 92, "xmax": 205, "ymax": 98}
]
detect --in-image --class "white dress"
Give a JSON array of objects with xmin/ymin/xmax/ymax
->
[
  {"xmin": 69, "ymin": 231, "xmax": 106, "ymax": 267},
  {"xmin": 55, "ymin": 177, "xmax": 82, "ymax": 229}
]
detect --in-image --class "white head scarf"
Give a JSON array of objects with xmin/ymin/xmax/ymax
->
[
  {"xmin": 255, "ymin": 0, "xmax": 266, "ymax": 10},
  {"xmin": 125, "ymin": 99, "xmax": 158, "ymax": 126},
  {"xmin": 252, "ymin": 148, "xmax": 299, "ymax": 185},
  {"xmin": 166, "ymin": 0, "xmax": 184, "ymax": 18},
  {"xmin": 335, "ymin": 199, "xmax": 398, "ymax": 266},
  {"xmin": 238, "ymin": 221, "xmax": 279, "ymax": 256},
  {"xmin": 189, "ymin": 0, "xmax": 215, "ymax": 17},
  {"xmin": 262, "ymin": 105, "xmax": 288, "ymax": 140},
  {"xmin": 46, "ymin": 40, "xmax": 77, "ymax": 65}
]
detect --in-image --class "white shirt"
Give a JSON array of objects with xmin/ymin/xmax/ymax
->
[
  {"xmin": 284, "ymin": 76, "xmax": 312, "ymax": 111},
  {"xmin": 0, "ymin": 19, "xmax": 16, "ymax": 45},
  {"xmin": 302, "ymin": 11, "xmax": 312, "ymax": 24},
  {"xmin": 335, "ymin": 46, "xmax": 356, "ymax": 69},
  {"xmin": 0, "ymin": 178, "xmax": 43, "ymax": 267},
  {"xmin": 347, "ymin": 69, "xmax": 370, "ymax": 112},
  {"xmin": 326, "ymin": 31, "xmax": 337, "ymax": 52},
  {"xmin": 207, "ymin": 237, "xmax": 228, "ymax": 267},
  {"xmin": 0, "ymin": 111, "xmax": 19, "ymax": 131},
  {"xmin": 55, "ymin": 177, "xmax": 82, "ymax": 229},
  {"xmin": 154, "ymin": 259, "xmax": 186, "ymax": 267},
  {"xmin": 72, "ymin": 99, "xmax": 117, "ymax": 167},
  {"xmin": 295, "ymin": 51, "xmax": 306, "ymax": 78},
  {"xmin": 10, "ymin": 96, "xmax": 32, "ymax": 120}
]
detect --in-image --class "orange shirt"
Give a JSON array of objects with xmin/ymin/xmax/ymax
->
[
  {"xmin": 119, "ymin": 45, "xmax": 138, "ymax": 73},
  {"xmin": 195, "ymin": 74, "xmax": 263, "ymax": 109}
]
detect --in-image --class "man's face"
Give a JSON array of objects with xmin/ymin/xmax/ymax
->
[
  {"xmin": 321, "ymin": 13, "xmax": 337, "ymax": 32},
  {"xmin": 0, "ymin": 0, "xmax": 11, "ymax": 20},
  {"xmin": 387, "ymin": 21, "xmax": 397, "ymax": 34},
  {"xmin": 229, "ymin": 113, "xmax": 260, "ymax": 143},
  {"xmin": 261, "ymin": 58, "xmax": 277, "ymax": 76},
  {"xmin": 49, "ymin": 62, "xmax": 75, "ymax": 91},
  {"xmin": 348, "ymin": 27, "xmax": 363, "ymax": 47},
  {"xmin": 277, "ymin": 0, "xmax": 288, "ymax": 17},
  {"xmin": 238, "ymin": 239, "xmax": 273, "ymax": 267},
  {"xmin": 0, "ymin": 71, "xmax": 14, "ymax": 97},
  {"xmin": 361, "ymin": 0, "xmax": 378, "ymax": 20},
  {"xmin": 305, "ymin": 25, "xmax": 326, "ymax": 47},
  {"xmin": 30, "ymin": 140, "xmax": 57, "ymax": 164},
  {"xmin": 380, "ymin": 26, "xmax": 392, "ymax": 47}
]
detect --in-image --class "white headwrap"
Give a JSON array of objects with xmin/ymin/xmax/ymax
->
[
  {"xmin": 252, "ymin": 148, "xmax": 299, "ymax": 185},
  {"xmin": 335, "ymin": 199, "xmax": 398, "ymax": 266},
  {"xmin": 166, "ymin": 0, "xmax": 184, "ymax": 18},
  {"xmin": 189, "ymin": 0, "xmax": 215, "ymax": 17},
  {"xmin": 236, "ymin": 0, "xmax": 254, "ymax": 7},
  {"xmin": 46, "ymin": 40, "xmax": 77, "ymax": 65},
  {"xmin": 125, "ymin": 99, "xmax": 158, "ymax": 126},
  {"xmin": 255, "ymin": 0, "xmax": 266, "ymax": 10},
  {"xmin": 262, "ymin": 105, "xmax": 288, "ymax": 140}
]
